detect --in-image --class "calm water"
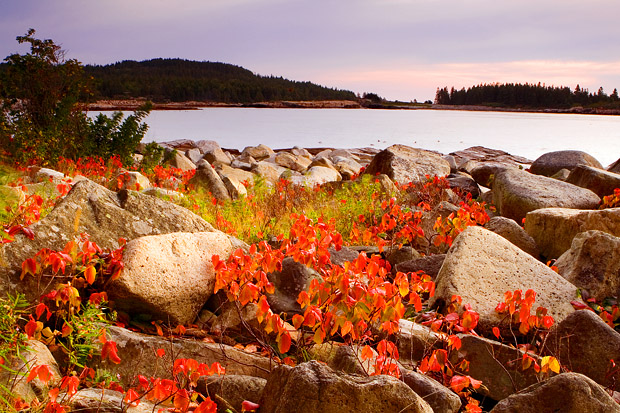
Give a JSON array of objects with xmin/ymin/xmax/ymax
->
[{"xmin": 92, "ymin": 108, "xmax": 620, "ymax": 166}]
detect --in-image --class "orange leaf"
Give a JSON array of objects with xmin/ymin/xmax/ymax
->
[
  {"xmin": 124, "ymin": 388, "xmax": 141, "ymax": 407},
  {"xmin": 26, "ymin": 364, "xmax": 52, "ymax": 384},
  {"xmin": 101, "ymin": 341, "xmax": 121, "ymax": 364},
  {"xmin": 84, "ymin": 266, "xmax": 96, "ymax": 285},
  {"xmin": 277, "ymin": 332, "xmax": 291, "ymax": 354},
  {"xmin": 174, "ymin": 389, "xmax": 190, "ymax": 412},
  {"xmin": 195, "ymin": 398, "xmax": 217, "ymax": 413},
  {"xmin": 156, "ymin": 348, "xmax": 165, "ymax": 358},
  {"xmin": 361, "ymin": 345, "xmax": 374, "ymax": 361}
]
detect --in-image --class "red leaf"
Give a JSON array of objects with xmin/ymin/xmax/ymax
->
[
  {"xmin": 277, "ymin": 332, "xmax": 291, "ymax": 354},
  {"xmin": 124, "ymin": 388, "xmax": 141, "ymax": 407},
  {"xmin": 492, "ymin": 326, "xmax": 501, "ymax": 339},
  {"xmin": 156, "ymin": 348, "xmax": 165, "ymax": 358},
  {"xmin": 241, "ymin": 400, "xmax": 260, "ymax": 412},
  {"xmin": 195, "ymin": 398, "xmax": 217, "ymax": 413},
  {"xmin": 101, "ymin": 341, "xmax": 121, "ymax": 364},
  {"xmin": 26, "ymin": 364, "xmax": 53, "ymax": 384}
]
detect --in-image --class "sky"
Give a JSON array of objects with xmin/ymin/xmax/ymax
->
[{"xmin": 1, "ymin": 0, "xmax": 619, "ymax": 102}]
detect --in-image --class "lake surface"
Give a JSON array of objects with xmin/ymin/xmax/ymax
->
[{"xmin": 92, "ymin": 108, "xmax": 620, "ymax": 166}]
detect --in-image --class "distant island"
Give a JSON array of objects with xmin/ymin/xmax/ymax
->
[{"xmin": 80, "ymin": 58, "xmax": 620, "ymax": 114}]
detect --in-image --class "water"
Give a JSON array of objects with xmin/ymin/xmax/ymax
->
[{"xmin": 91, "ymin": 108, "xmax": 620, "ymax": 166}]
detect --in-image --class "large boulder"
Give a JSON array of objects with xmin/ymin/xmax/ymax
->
[
  {"xmin": 196, "ymin": 140, "xmax": 232, "ymax": 166},
  {"xmin": 524, "ymin": 207, "xmax": 620, "ymax": 259},
  {"xmin": 0, "ymin": 179, "xmax": 215, "ymax": 301},
  {"xmin": 302, "ymin": 166, "xmax": 342, "ymax": 186},
  {"xmin": 188, "ymin": 163, "xmax": 231, "ymax": 201},
  {"xmin": 107, "ymin": 232, "xmax": 235, "ymax": 325},
  {"xmin": 490, "ymin": 373, "xmax": 620, "ymax": 413},
  {"xmin": 566, "ymin": 164, "xmax": 620, "ymax": 197},
  {"xmin": 395, "ymin": 319, "xmax": 441, "ymax": 368},
  {"xmin": 241, "ymin": 144, "xmax": 275, "ymax": 161},
  {"xmin": 258, "ymin": 361, "xmax": 433, "ymax": 413},
  {"xmin": 364, "ymin": 144, "xmax": 450, "ymax": 185},
  {"xmin": 446, "ymin": 173, "xmax": 480, "ymax": 198},
  {"xmin": 555, "ymin": 230, "xmax": 620, "ymax": 300},
  {"xmin": 469, "ymin": 163, "xmax": 514, "ymax": 188},
  {"xmin": 530, "ymin": 150, "xmax": 603, "ymax": 177},
  {"xmin": 165, "ymin": 150, "xmax": 196, "ymax": 171},
  {"xmin": 492, "ymin": 168, "xmax": 600, "ymax": 222},
  {"xmin": 428, "ymin": 226, "xmax": 578, "ymax": 333},
  {"xmin": 94, "ymin": 326, "xmax": 273, "ymax": 387},
  {"xmin": 484, "ymin": 216, "xmax": 539, "ymax": 257},
  {"xmin": 545, "ymin": 310, "xmax": 620, "ymax": 387},
  {"xmin": 449, "ymin": 146, "xmax": 531, "ymax": 169}
]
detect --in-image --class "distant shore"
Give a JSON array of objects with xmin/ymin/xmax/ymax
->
[{"xmin": 87, "ymin": 99, "xmax": 620, "ymax": 115}]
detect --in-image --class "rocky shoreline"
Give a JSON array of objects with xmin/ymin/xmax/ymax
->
[{"xmin": 2, "ymin": 140, "xmax": 620, "ymax": 412}]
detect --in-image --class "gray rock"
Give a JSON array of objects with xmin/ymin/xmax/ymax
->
[
  {"xmin": 608, "ymin": 157, "xmax": 620, "ymax": 173},
  {"xmin": 555, "ymin": 230, "xmax": 620, "ymax": 300},
  {"xmin": 456, "ymin": 334, "xmax": 543, "ymax": 401},
  {"xmin": 364, "ymin": 144, "xmax": 451, "ymax": 185},
  {"xmin": 185, "ymin": 147, "xmax": 204, "ymax": 164},
  {"xmin": 450, "ymin": 146, "xmax": 532, "ymax": 169},
  {"xmin": 241, "ymin": 144, "xmax": 275, "ymax": 161},
  {"xmin": 484, "ymin": 216, "xmax": 539, "ymax": 257},
  {"xmin": 395, "ymin": 254, "xmax": 446, "ymax": 280},
  {"xmin": 107, "ymin": 232, "xmax": 234, "ymax": 325},
  {"xmin": 0, "ymin": 179, "xmax": 215, "ymax": 301},
  {"xmin": 140, "ymin": 187, "xmax": 185, "ymax": 202},
  {"xmin": 93, "ymin": 325, "xmax": 273, "ymax": 387},
  {"xmin": 165, "ymin": 150, "xmax": 196, "ymax": 171},
  {"xmin": 199, "ymin": 375, "xmax": 266, "ymax": 413},
  {"xmin": 446, "ymin": 173, "xmax": 481, "ymax": 198},
  {"xmin": 566, "ymin": 164, "xmax": 620, "ymax": 197},
  {"xmin": 402, "ymin": 369, "xmax": 462, "ymax": 413},
  {"xmin": 530, "ymin": 150, "xmax": 603, "ymax": 177},
  {"xmin": 442, "ymin": 155, "xmax": 458, "ymax": 173},
  {"xmin": 428, "ymin": 226, "xmax": 578, "ymax": 333},
  {"xmin": 396, "ymin": 319, "xmax": 441, "ymax": 368},
  {"xmin": 188, "ymin": 163, "xmax": 231, "ymax": 201},
  {"xmin": 524, "ymin": 207, "xmax": 620, "ymax": 259},
  {"xmin": 385, "ymin": 246, "xmax": 421, "ymax": 268},
  {"xmin": 492, "ymin": 168, "xmax": 600, "ymax": 223},
  {"xmin": 198, "ymin": 140, "xmax": 232, "ymax": 166},
  {"xmin": 545, "ymin": 310, "xmax": 620, "ymax": 387},
  {"xmin": 258, "ymin": 361, "xmax": 433, "ymax": 413},
  {"xmin": 267, "ymin": 257, "xmax": 322, "ymax": 315},
  {"xmin": 291, "ymin": 146, "xmax": 312, "ymax": 158},
  {"xmin": 67, "ymin": 388, "xmax": 157, "ymax": 412},
  {"xmin": 550, "ymin": 168, "xmax": 571, "ymax": 181},
  {"xmin": 490, "ymin": 373, "xmax": 620, "ymax": 413},
  {"xmin": 328, "ymin": 246, "xmax": 360, "ymax": 267}
]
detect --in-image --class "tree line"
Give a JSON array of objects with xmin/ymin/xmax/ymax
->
[
  {"xmin": 83, "ymin": 59, "xmax": 357, "ymax": 103},
  {"xmin": 434, "ymin": 83, "xmax": 620, "ymax": 109}
]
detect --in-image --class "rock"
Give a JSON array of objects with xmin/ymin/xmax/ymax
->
[
  {"xmin": 608, "ymin": 157, "xmax": 620, "ymax": 174},
  {"xmin": 328, "ymin": 246, "xmax": 360, "ymax": 267},
  {"xmin": 251, "ymin": 161, "xmax": 287, "ymax": 185},
  {"xmin": 0, "ymin": 179, "xmax": 215, "ymax": 301},
  {"xmin": 428, "ymin": 226, "xmax": 578, "ymax": 333},
  {"xmin": 241, "ymin": 144, "xmax": 275, "ymax": 161},
  {"xmin": 302, "ymin": 166, "xmax": 342, "ymax": 186},
  {"xmin": 258, "ymin": 361, "xmax": 433, "ymax": 413},
  {"xmin": 185, "ymin": 147, "xmax": 204, "ymax": 164},
  {"xmin": 550, "ymin": 168, "xmax": 571, "ymax": 181},
  {"xmin": 555, "ymin": 230, "xmax": 620, "ymax": 300},
  {"xmin": 530, "ymin": 150, "xmax": 603, "ymax": 177},
  {"xmin": 33, "ymin": 167, "xmax": 65, "ymax": 182},
  {"xmin": 545, "ymin": 310, "xmax": 620, "ymax": 387},
  {"xmin": 161, "ymin": 139, "xmax": 197, "ymax": 152},
  {"xmin": 307, "ymin": 342, "xmax": 378, "ymax": 376},
  {"xmin": 275, "ymin": 152, "xmax": 312, "ymax": 172},
  {"xmin": 450, "ymin": 146, "xmax": 532, "ymax": 168},
  {"xmin": 443, "ymin": 155, "xmax": 458, "ymax": 173},
  {"xmin": 385, "ymin": 246, "xmax": 421, "ymax": 268},
  {"xmin": 291, "ymin": 146, "xmax": 312, "ymax": 158},
  {"xmin": 470, "ymin": 163, "xmax": 514, "ymax": 188},
  {"xmin": 0, "ymin": 339, "xmax": 62, "ymax": 404},
  {"xmin": 332, "ymin": 156, "xmax": 363, "ymax": 177},
  {"xmin": 372, "ymin": 174, "xmax": 398, "ymax": 194},
  {"xmin": 401, "ymin": 369, "xmax": 462, "ymax": 413},
  {"xmin": 216, "ymin": 164, "xmax": 255, "ymax": 186},
  {"xmin": 364, "ymin": 144, "xmax": 451, "ymax": 185},
  {"xmin": 267, "ymin": 257, "xmax": 322, "ymax": 315},
  {"xmin": 221, "ymin": 175, "xmax": 247, "ymax": 199},
  {"xmin": 199, "ymin": 375, "xmax": 266, "ymax": 413},
  {"xmin": 396, "ymin": 319, "xmax": 441, "ymax": 368},
  {"xmin": 188, "ymin": 163, "xmax": 231, "ymax": 201},
  {"xmin": 140, "ymin": 187, "xmax": 185, "ymax": 202},
  {"xmin": 94, "ymin": 326, "xmax": 273, "ymax": 387},
  {"xmin": 395, "ymin": 254, "xmax": 446, "ymax": 280},
  {"xmin": 492, "ymin": 168, "xmax": 600, "ymax": 223},
  {"xmin": 524, "ymin": 207, "xmax": 620, "ymax": 259},
  {"xmin": 165, "ymin": 150, "xmax": 196, "ymax": 171},
  {"xmin": 67, "ymin": 388, "xmax": 157, "ymax": 412},
  {"xmin": 197, "ymin": 140, "xmax": 232, "ymax": 166},
  {"xmin": 309, "ymin": 156, "xmax": 337, "ymax": 170},
  {"xmin": 456, "ymin": 334, "xmax": 542, "ymax": 401},
  {"xmin": 446, "ymin": 173, "xmax": 481, "ymax": 198},
  {"xmin": 211, "ymin": 302, "xmax": 263, "ymax": 339},
  {"xmin": 566, "ymin": 164, "xmax": 620, "ymax": 197},
  {"xmin": 114, "ymin": 171, "xmax": 151, "ymax": 191},
  {"xmin": 484, "ymin": 216, "xmax": 539, "ymax": 257},
  {"xmin": 490, "ymin": 372, "xmax": 620, "ymax": 413},
  {"xmin": 107, "ymin": 232, "xmax": 234, "ymax": 325}
]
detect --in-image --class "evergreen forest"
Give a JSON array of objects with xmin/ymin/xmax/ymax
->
[
  {"xmin": 83, "ymin": 58, "xmax": 357, "ymax": 103},
  {"xmin": 435, "ymin": 83, "xmax": 620, "ymax": 109}
]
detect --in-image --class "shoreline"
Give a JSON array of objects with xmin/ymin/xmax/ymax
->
[{"xmin": 86, "ymin": 99, "xmax": 620, "ymax": 116}]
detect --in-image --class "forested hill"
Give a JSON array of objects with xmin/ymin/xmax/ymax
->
[
  {"xmin": 84, "ymin": 58, "xmax": 357, "ymax": 103},
  {"xmin": 435, "ymin": 83, "xmax": 620, "ymax": 109}
]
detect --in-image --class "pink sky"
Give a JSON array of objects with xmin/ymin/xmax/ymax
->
[{"xmin": 2, "ymin": 0, "xmax": 619, "ymax": 101}]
